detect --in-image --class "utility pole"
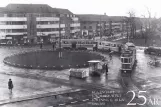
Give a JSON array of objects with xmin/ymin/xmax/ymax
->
[{"xmin": 58, "ymin": 16, "xmax": 62, "ymax": 58}]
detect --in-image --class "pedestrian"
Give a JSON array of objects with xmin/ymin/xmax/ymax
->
[
  {"xmin": 109, "ymin": 52, "xmax": 112, "ymax": 60},
  {"xmin": 105, "ymin": 64, "xmax": 108, "ymax": 75},
  {"xmin": 119, "ymin": 46, "xmax": 122, "ymax": 53},
  {"xmin": 93, "ymin": 43, "xmax": 96, "ymax": 51},
  {"xmin": 40, "ymin": 43, "xmax": 42, "ymax": 49},
  {"xmin": 8, "ymin": 79, "xmax": 13, "ymax": 93},
  {"xmin": 108, "ymin": 48, "xmax": 111, "ymax": 53},
  {"xmin": 52, "ymin": 43, "xmax": 55, "ymax": 51}
]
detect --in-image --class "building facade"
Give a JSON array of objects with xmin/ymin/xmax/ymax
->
[
  {"xmin": 0, "ymin": 4, "xmax": 80, "ymax": 44},
  {"xmin": 77, "ymin": 14, "xmax": 128, "ymax": 38}
]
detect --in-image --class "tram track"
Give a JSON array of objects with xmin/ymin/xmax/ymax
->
[{"xmin": 120, "ymin": 72, "xmax": 151, "ymax": 107}]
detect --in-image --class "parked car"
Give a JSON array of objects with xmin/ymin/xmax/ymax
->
[{"xmin": 144, "ymin": 46, "xmax": 161, "ymax": 55}]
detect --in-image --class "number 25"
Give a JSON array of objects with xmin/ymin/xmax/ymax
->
[{"xmin": 127, "ymin": 91, "xmax": 147, "ymax": 105}]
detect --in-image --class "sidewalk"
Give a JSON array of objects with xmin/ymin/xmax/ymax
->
[{"xmin": 0, "ymin": 74, "xmax": 80, "ymax": 105}]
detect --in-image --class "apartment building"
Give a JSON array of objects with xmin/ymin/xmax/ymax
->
[
  {"xmin": 0, "ymin": 4, "xmax": 80, "ymax": 44},
  {"xmin": 77, "ymin": 14, "xmax": 127, "ymax": 38}
]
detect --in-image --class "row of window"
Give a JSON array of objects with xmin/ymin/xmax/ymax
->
[
  {"xmin": 83, "ymin": 26, "xmax": 92, "ymax": 29},
  {"xmin": 98, "ymin": 42, "xmax": 121, "ymax": 47},
  {"xmin": 0, "ymin": 13, "xmax": 26, "ymax": 17},
  {"xmin": 37, "ymin": 28, "xmax": 65, "ymax": 32},
  {"xmin": 0, "ymin": 21, "xmax": 26, "ymax": 25},
  {"xmin": 121, "ymin": 58, "xmax": 132, "ymax": 63},
  {"xmin": 70, "ymin": 27, "xmax": 80, "ymax": 30},
  {"xmin": 0, "ymin": 29, "xmax": 27, "ymax": 33},
  {"xmin": 37, "ymin": 21, "xmax": 59, "ymax": 24},
  {"xmin": 0, "ymin": 13, "xmax": 77, "ymax": 18},
  {"xmin": 62, "ymin": 41, "xmax": 94, "ymax": 44}
]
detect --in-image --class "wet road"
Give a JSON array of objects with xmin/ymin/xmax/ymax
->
[{"xmin": 0, "ymin": 46, "xmax": 161, "ymax": 106}]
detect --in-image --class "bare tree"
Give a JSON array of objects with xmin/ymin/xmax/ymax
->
[
  {"xmin": 127, "ymin": 10, "xmax": 136, "ymax": 40},
  {"xmin": 145, "ymin": 7, "xmax": 151, "ymax": 30}
]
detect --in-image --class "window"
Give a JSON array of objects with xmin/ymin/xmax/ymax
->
[
  {"xmin": 113, "ymin": 44, "xmax": 116, "ymax": 47},
  {"xmin": 89, "ymin": 26, "xmax": 92, "ymax": 29},
  {"xmin": 4, "ymin": 14, "xmax": 7, "ymax": 17},
  {"xmin": 122, "ymin": 64, "xmax": 131, "ymax": 69},
  {"xmin": 105, "ymin": 43, "xmax": 110, "ymax": 46},
  {"xmin": 60, "ymin": 14, "xmax": 64, "ymax": 17},
  {"xmin": 121, "ymin": 58, "xmax": 124, "ymax": 63},
  {"xmin": 124, "ymin": 58, "xmax": 129, "ymax": 63},
  {"xmin": 99, "ymin": 42, "xmax": 101, "ymax": 45},
  {"xmin": 83, "ymin": 26, "xmax": 86, "ymax": 29}
]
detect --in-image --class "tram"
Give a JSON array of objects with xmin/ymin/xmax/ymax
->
[
  {"xmin": 60, "ymin": 39, "xmax": 123, "ymax": 52},
  {"xmin": 120, "ymin": 42, "xmax": 136, "ymax": 72},
  {"xmin": 61, "ymin": 39, "xmax": 95, "ymax": 49},
  {"xmin": 96, "ymin": 40, "xmax": 122, "ymax": 53}
]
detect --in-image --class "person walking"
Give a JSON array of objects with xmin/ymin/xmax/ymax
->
[
  {"xmin": 40, "ymin": 43, "xmax": 42, "ymax": 49},
  {"xmin": 93, "ymin": 43, "xmax": 96, "ymax": 51},
  {"xmin": 8, "ymin": 79, "xmax": 13, "ymax": 93},
  {"xmin": 52, "ymin": 43, "xmax": 55, "ymax": 51},
  {"xmin": 105, "ymin": 63, "xmax": 108, "ymax": 75},
  {"xmin": 109, "ymin": 52, "xmax": 112, "ymax": 60}
]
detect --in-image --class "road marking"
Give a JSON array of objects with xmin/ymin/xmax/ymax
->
[
  {"xmin": 71, "ymin": 101, "xmax": 78, "ymax": 104},
  {"xmin": 82, "ymin": 99, "xmax": 89, "ymax": 102}
]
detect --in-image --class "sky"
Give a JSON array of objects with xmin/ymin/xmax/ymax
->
[{"xmin": 0, "ymin": 0, "xmax": 161, "ymax": 18}]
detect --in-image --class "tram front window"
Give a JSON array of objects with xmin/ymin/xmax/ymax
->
[
  {"xmin": 122, "ymin": 64, "xmax": 131, "ymax": 69},
  {"xmin": 124, "ymin": 58, "xmax": 129, "ymax": 63}
]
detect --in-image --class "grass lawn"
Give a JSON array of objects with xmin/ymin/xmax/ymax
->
[{"xmin": 4, "ymin": 50, "xmax": 102, "ymax": 70}]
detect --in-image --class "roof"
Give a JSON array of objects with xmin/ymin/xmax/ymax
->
[
  {"xmin": 77, "ymin": 14, "xmax": 127, "ymax": 22},
  {"xmin": 125, "ymin": 42, "xmax": 135, "ymax": 47},
  {"xmin": 53, "ymin": 8, "xmax": 73, "ymax": 15},
  {"xmin": 108, "ymin": 16, "xmax": 126, "ymax": 22},
  {"xmin": 77, "ymin": 14, "xmax": 110, "ymax": 22},
  {"xmin": 88, "ymin": 60, "xmax": 101, "ymax": 63},
  {"xmin": 0, "ymin": 4, "xmax": 73, "ymax": 14},
  {"xmin": 5, "ymin": 4, "xmax": 54, "ymax": 13}
]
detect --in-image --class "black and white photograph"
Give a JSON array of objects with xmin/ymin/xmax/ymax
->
[{"xmin": 0, "ymin": 0, "xmax": 161, "ymax": 107}]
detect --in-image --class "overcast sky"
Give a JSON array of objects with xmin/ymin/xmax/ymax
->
[{"xmin": 0, "ymin": 0, "xmax": 161, "ymax": 18}]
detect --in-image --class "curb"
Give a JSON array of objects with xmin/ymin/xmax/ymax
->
[
  {"xmin": 3, "ymin": 50, "xmax": 103, "ymax": 70},
  {"xmin": 0, "ymin": 88, "xmax": 83, "ymax": 105}
]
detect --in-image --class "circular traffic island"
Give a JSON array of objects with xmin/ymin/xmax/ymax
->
[{"xmin": 3, "ymin": 50, "xmax": 103, "ymax": 70}]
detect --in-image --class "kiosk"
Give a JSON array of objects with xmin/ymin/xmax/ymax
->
[{"xmin": 88, "ymin": 60, "xmax": 104, "ymax": 76}]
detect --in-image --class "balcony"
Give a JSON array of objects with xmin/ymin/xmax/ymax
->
[
  {"xmin": 0, "ymin": 17, "xmax": 27, "ymax": 21},
  {"xmin": 70, "ymin": 23, "xmax": 80, "ymax": 27},
  {"xmin": 37, "ymin": 24, "xmax": 65, "ymax": 28},
  {"xmin": 0, "ymin": 25, "xmax": 27, "ymax": 29},
  {"xmin": 37, "ymin": 31, "xmax": 65, "ymax": 36},
  {"xmin": 112, "ymin": 23, "xmax": 120, "ymax": 25},
  {"xmin": 70, "ymin": 29, "xmax": 80, "ymax": 33},
  {"xmin": 36, "ymin": 17, "xmax": 59, "ymax": 21},
  {"xmin": 72, "ymin": 17, "xmax": 79, "ymax": 21},
  {"xmin": 5, "ymin": 32, "xmax": 27, "ymax": 35}
]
